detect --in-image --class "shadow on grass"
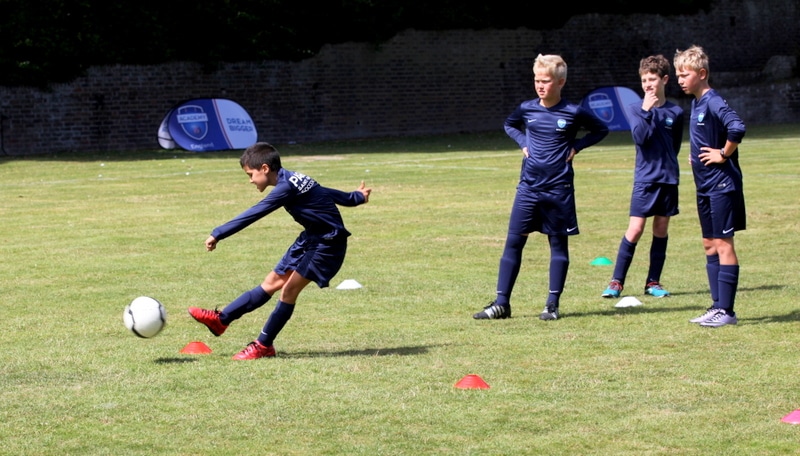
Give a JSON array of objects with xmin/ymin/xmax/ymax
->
[
  {"xmin": 154, "ymin": 357, "xmax": 200, "ymax": 364},
  {"xmin": 565, "ymin": 282, "xmax": 799, "ymax": 324},
  {"xmin": 740, "ymin": 310, "xmax": 800, "ymax": 324},
  {"xmin": 566, "ymin": 304, "xmax": 700, "ymax": 319},
  {"xmin": 667, "ymin": 283, "xmax": 787, "ymax": 297},
  {"xmin": 286, "ymin": 344, "xmax": 438, "ymax": 358}
]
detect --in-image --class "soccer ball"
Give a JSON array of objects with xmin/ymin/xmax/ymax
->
[{"xmin": 123, "ymin": 296, "xmax": 167, "ymax": 338}]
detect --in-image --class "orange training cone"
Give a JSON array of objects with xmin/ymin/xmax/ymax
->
[
  {"xmin": 180, "ymin": 341, "xmax": 212, "ymax": 354},
  {"xmin": 455, "ymin": 374, "xmax": 490, "ymax": 389},
  {"xmin": 782, "ymin": 409, "xmax": 800, "ymax": 424}
]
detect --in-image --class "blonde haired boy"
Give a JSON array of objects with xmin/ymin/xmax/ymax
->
[
  {"xmin": 674, "ymin": 45, "xmax": 746, "ymax": 327},
  {"xmin": 474, "ymin": 54, "xmax": 608, "ymax": 321}
]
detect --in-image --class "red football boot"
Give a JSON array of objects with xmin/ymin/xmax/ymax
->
[{"xmin": 188, "ymin": 307, "xmax": 229, "ymax": 336}]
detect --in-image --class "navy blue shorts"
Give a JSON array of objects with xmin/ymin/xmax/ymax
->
[
  {"xmin": 507, "ymin": 186, "xmax": 578, "ymax": 236},
  {"xmin": 696, "ymin": 190, "xmax": 746, "ymax": 239},
  {"xmin": 274, "ymin": 232, "xmax": 347, "ymax": 288},
  {"xmin": 629, "ymin": 183, "xmax": 680, "ymax": 218}
]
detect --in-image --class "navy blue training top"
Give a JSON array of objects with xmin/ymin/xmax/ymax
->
[
  {"xmin": 688, "ymin": 89, "xmax": 746, "ymax": 195},
  {"xmin": 504, "ymin": 98, "xmax": 609, "ymax": 191},
  {"xmin": 211, "ymin": 168, "xmax": 366, "ymax": 242},
  {"xmin": 628, "ymin": 101, "xmax": 684, "ymax": 185}
]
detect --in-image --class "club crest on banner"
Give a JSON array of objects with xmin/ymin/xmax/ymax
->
[
  {"xmin": 586, "ymin": 92, "xmax": 615, "ymax": 122},
  {"xmin": 158, "ymin": 98, "xmax": 258, "ymax": 152},
  {"xmin": 177, "ymin": 105, "xmax": 209, "ymax": 140},
  {"xmin": 579, "ymin": 86, "xmax": 642, "ymax": 131}
]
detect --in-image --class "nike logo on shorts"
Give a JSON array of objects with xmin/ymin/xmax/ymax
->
[
  {"xmin": 566, "ymin": 227, "xmax": 578, "ymax": 233},
  {"xmin": 722, "ymin": 227, "xmax": 734, "ymax": 234}
]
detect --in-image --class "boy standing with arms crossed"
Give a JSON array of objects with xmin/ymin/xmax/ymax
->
[
  {"xmin": 601, "ymin": 55, "xmax": 684, "ymax": 299},
  {"xmin": 674, "ymin": 45, "xmax": 746, "ymax": 327},
  {"xmin": 473, "ymin": 54, "xmax": 608, "ymax": 321}
]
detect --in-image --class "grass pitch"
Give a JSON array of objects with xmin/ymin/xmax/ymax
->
[{"xmin": 1, "ymin": 124, "xmax": 799, "ymax": 455}]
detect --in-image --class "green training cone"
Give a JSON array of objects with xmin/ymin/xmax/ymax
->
[{"xmin": 590, "ymin": 257, "xmax": 613, "ymax": 266}]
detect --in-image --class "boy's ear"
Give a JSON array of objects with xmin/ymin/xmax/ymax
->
[{"xmin": 261, "ymin": 163, "xmax": 271, "ymax": 173}]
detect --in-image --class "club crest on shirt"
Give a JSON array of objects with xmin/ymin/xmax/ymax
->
[
  {"xmin": 557, "ymin": 119, "xmax": 567, "ymax": 129},
  {"xmin": 697, "ymin": 112, "xmax": 706, "ymax": 123},
  {"xmin": 665, "ymin": 117, "xmax": 674, "ymax": 127}
]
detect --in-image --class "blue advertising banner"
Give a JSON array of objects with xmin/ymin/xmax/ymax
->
[
  {"xmin": 579, "ymin": 86, "xmax": 642, "ymax": 131},
  {"xmin": 159, "ymin": 98, "xmax": 258, "ymax": 151}
]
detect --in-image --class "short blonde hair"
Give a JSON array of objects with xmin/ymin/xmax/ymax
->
[
  {"xmin": 533, "ymin": 54, "xmax": 567, "ymax": 80},
  {"xmin": 674, "ymin": 45, "xmax": 709, "ymax": 73}
]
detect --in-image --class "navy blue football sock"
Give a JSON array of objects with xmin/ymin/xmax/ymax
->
[
  {"xmin": 706, "ymin": 254, "xmax": 720, "ymax": 306},
  {"xmin": 220, "ymin": 286, "xmax": 271, "ymax": 325},
  {"xmin": 495, "ymin": 233, "xmax": 528, "ymax": 306},
  {"xmin": 718, "ymin": 264, "xmax": 740, "ymax": 314},
  {"xmin": 612, "ymin": 236, "xmax": 637, "ymax": 284},
  {"xmin": 257, "ymin": 300, "xmax": 295, "ymax": 346},
  {"xmin": 547, "ymin": 235, "xmax": 570, "ymax": 306},
  {"xmin": 647, "ymin": 235, "xmax": 668, "ymax": 283}
]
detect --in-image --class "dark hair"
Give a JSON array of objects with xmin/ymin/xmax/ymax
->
[
  {"xmin": 240, "ymin": 142, "xmax": 282, "ymax": 170},
  {"xmin": 639, "ymin": 54, "xmax": 671, "ymax": 78}
]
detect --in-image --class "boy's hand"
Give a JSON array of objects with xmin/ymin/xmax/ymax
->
[
  {"xmin": 205, "ymin": 235, "xmax": 218, "ymax": 252},
  {"xmin": 698, "ymin": 146, "xmax": 727, "ymax": 165},
  {"xmin": 357, "ymin": 181, "xmax": 372, "ymax": 203},
  {"xmin": 641, "ymin": 90, "xmax": 659, "ymax": 111},
  {"xmin": 566, "ymin": 148, "xmax": 577, "ymax": 162}
]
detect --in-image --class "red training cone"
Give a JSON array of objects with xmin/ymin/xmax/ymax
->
[
  {"xmin": 180, "ymin": 341, "xmax": 212, "ymax": 354},
  {"xmin": 455, "ymin": 374, "xmax": 490, "ymax": 389},
  {"xmin": 782, "ymin": 409, "xmax": 800, "ymax": 424}
]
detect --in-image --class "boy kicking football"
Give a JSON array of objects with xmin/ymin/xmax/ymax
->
[{"xmin": 189, "ymin": 142, "xmax": 371, "ymax": 358}]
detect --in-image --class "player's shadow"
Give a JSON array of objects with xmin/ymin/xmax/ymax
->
[
  {"xmin": 567, "ymin": 283, "xmax": 795, "ymax": 323},
  {"xmin": 287, "ymin": 344, "xmax": 438, "ymax": 358},
  {"xmin": 568, "ymin": 303, "xmax": 698, "ymax": 319},
  {"xmin": 154, "ymin": 357, "xmax": 199, "ymax": 364},
  {"xmin": 740, "ymin": 309, "xmax": 800, "ymax": 324},
  {"xmin": 667, "ymin": 283, "xmax": 786, "ymax": 297}
]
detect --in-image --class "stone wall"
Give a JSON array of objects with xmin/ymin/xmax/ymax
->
[{"xmin": 0, "ymin": 0, "xmax": 798, "ymax": 155}]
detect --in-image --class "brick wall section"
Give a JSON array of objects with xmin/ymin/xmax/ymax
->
[{"xmin": 0, "ymin": 0, "xmax": 798, "ymax": 155}]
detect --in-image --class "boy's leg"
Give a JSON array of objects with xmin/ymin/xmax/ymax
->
[
  {"xmin": 219, "ymin": 285, "xmax": 272, "ymax": 324},
  {"xmin": 700, "ymin": 237, "xmax": 739, "ymax": 327},
  {"xmin": 612, "ymin": 236, "xmax": 637, "ymax": 283},
  {"xmin": 601, "ymin": 236, "xmax": 634, "ymax": 298},
  {"xmin": 644, "ymin": 235, "xmax": 670, "ymax": 297},
  {"xmin": 602, "ymin": 216, "xmax": 644, "ymax": 298},
  {"xmin": 257, "ymin": 300, "xmax": 296, "ymax": 347},
  {"xmin": 188, "ymin": 271, "xmax": 287, "ymax": 336},
  {"xmin": 234, "ymin": 272, "xmax": 311, "ymax": 360},
  {"xmin": 495, "ymin": 232, "xmax": 528, "ymax": 306},
  {"xmin": 188, "ymin": 285, "xmax": 271, "ymax": 337},
  {"xmin": 717, "ymin": 264, "xmax": 739, "ymax": 314},
  {"xmin": 261, "ymin": 267, "xmax": 314, "ymax": 345},
  {"xmin": 473, "ymin": 232, "xmax": 526, "ymax": 319},
  {"xmin": 647, "ymin": 236, "xmax": 668, "ymax": 283},
  {"xmin": 540, "ymin": 234, "xmax": 568, "ymax": 320},
  {"xmin": 607, "ymin": 236, "xmax": 636, "ymax": 291},
  {"xmin": 705, "ymin": 253, "xmax": 720, "ymax": 306},
  {"xmin": 645, "ymin": 215, "xmax": 670, "ymax": 294}
]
